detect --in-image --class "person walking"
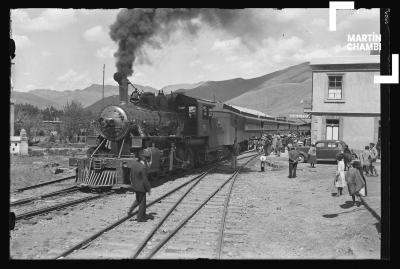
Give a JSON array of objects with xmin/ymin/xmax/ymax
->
[
  {"xmin": 276, "ymin": 136, "xmax": 282, "ymax": 157},
  {"xmin": 345, "ymin": 160, "xmax": 366, "ymax": 207},
  {"xmin": 263, "ymin": 136, "xmax": 272, "ymax": 156},
  {"xmin": 126, "ymin": 152, "xmax": 152, "ymax": 222},
  {"xmin": 288, "ymin": 146, "xmax": 300, "ymax": 178},
  {"xmin": 335, "ymin": 154, "xmax": 346, "ymax": 196},
  {"xmin": 271, "ymin": 135, "xmax": 276, "ymax": 155},
  {"xmin": 308, "ymin": 143, "xmax": 317, "ymax": 168},
  {"xmin": 369, "ymin": 143, "xmax": 378, "ymax": 176},
  {"xmin": 360, "ymin": 146, "xmax": 371, "ymax": 176},
  {"xmin": 353, "ymin": 160, "xmax": 367, "ymax": 196},
  {"xmin": 343, "ymin": 145, "xmax": 353, "ymax": 171}
]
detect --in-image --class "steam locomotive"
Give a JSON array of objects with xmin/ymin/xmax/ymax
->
[{"xmin": 69, "ymin": 72, "xmax": 299, "ymax": 188}]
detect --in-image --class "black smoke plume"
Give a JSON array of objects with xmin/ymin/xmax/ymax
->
[{"xmin": 109, "ymin": 8, "xmax": 240, "ymax": 77}]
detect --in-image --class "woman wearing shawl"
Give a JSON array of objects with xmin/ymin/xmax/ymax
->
[{"xmin": 345, "ymin": 160, "xmax": 366, "ymax": 206}]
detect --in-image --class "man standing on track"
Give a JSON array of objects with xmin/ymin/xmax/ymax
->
[{"xmin": 125, "ymin": 151, "xmax": 152, "ymax": 222}]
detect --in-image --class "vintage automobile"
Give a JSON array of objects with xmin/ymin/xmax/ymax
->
[{"xmin": 296, "ymin": 140, "xmax": 357, "ymax": 163}]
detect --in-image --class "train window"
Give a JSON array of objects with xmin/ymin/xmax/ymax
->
[
  {"xmin": 188, "ymin": 106, "xmax": 197, "ymax": 119},
  {"xmin": 202, "ymin": 106, "xmax": 209, "ymax": 119}
]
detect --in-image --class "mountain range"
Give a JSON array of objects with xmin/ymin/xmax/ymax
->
[{"xmin": 12, "ymin": 62, "xmax": 312, "ymax": 117}]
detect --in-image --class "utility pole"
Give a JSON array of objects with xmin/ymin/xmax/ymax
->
[{"xmin": 102, "ymin": 64, "xmax": 105, "ymax": 108}]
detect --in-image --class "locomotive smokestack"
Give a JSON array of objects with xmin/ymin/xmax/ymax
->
[{"xmin": 114, "ymin": 72, "xmax": 129, "ymax": 105}]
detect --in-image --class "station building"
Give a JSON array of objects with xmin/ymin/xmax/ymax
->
[{"xmin": 307, "ymin": 55, "xmax": 380, "ymax": 151}]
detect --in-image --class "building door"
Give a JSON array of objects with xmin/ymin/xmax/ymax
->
[{"xmin": 326, "ymin": 119, "xmax": 339, "ymax": 140}]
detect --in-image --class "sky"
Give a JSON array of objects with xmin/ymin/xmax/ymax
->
[{"xmin": 11, "ymin": 8, "xmax": 380, "ymax": 92}]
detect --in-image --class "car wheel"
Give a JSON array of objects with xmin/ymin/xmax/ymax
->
[{"xmin": 298, "ymin": 154, "xmax": 306, "ymax": 163}]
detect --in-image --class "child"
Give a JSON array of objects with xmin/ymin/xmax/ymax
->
[
  {"xmin": 308, "ymin": 143, "xmax": 316, "ymax": 168},
  {"xmin": 335, "ymin": 154, "xmax": 346, "ymax": 196},
  {"xmin": 345, "ymin": 161, "xmax": 366, "ymax": 206},
  {"xmin": 360, "ymin": 146, "xmax": 371, "ymax": 176}
]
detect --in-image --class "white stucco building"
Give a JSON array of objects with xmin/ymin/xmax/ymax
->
[{"xmin": 308, "ymin": 56, "xmax": 380, "ymax": 150}]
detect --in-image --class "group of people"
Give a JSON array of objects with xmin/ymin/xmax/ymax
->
[
  {"xmin": 359, "ymin": 143, "xmax": 379, "ymax": 177},
  {"xmin": 249, "ymin": 132, "xmax": 311, "ymax": 157},
  {"xmin": 333, "ymin": 142, "xmax": 379, "ymax": 206},
  {"xmin": 334, "ymin": 154, "xmax": 366, "ymax": 206}
]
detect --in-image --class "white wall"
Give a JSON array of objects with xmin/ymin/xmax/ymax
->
[
  {"xmin": 10, "ymin": 140, "xmax": 20, "ymax": 154},
  {"xmin": 342, "ymin": 116, "xmax": 376, "ymax": 150},
  {"xmin": 312, "ymin": 71, "xmax": 380, "ymax": 114}
]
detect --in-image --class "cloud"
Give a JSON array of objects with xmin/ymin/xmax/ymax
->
[
  {"xmin": 12, "ymin": 9, "xmax": 77, "ymax": 31},
  {"xmin": 41, "ymin": 51, "xmax": 53, "ymax": 56},
  {"xmin": 189, "ymin": 59, "xmax": 202, "ymax": 67},
  {"xmin": 25, "ymin": 84, "xmax": 37, "ymax": 91},
  {"xmin": 274, "ymin": 9, "xmax": 307, "ymax": 22},
  {"xmin": 13, "ymin": 34, "xmax": 33, "ymax": 48},
  {"xmin": 262, "ymin": 36, "xmax": 304, "ymax": 57},
  {"xmin": 225, "ymin": 56, "xmax": 239, "ymax": 62},
  {"xmin": 96, "ymin": 46, "xmax": 115, "ymax": 59},
  {"xmin": 293, "ymin": 44, "xmax": 350, "ymax": 62},
  {"xmin": 311, "ymin": 18, "xmax": 327, "ymax": 27},
  {"xmin": 83, "ymin": 25, "xmax": 110, "ymax": 43},
  {"xmin": 56, "ymin": 69, "xmax": 87, "ymax": 82},
  {"xmin": 337, "ymin": 9, "xmax": 380, "ymax": 30},
  {"xmin": 204, "ymin": 63, "xmax": 219, "ymax": 72},
  {"xmin": 211, "ymin": 38, "xmax": 241, "ymax": 52}
]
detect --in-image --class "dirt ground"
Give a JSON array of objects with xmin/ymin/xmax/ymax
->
[
  {"xmin": 9, "ymin": 155, "xmax": 74, "ymax": 192},
  {"xmin": 9, "ymin": 153, "xmax": 381, "ymax": 259},
  {"xmin": 218, "ymin": 155, "xmax": 381, "ymax": 259}
]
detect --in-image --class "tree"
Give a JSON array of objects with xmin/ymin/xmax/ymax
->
[
  {"xmin": 42, "ymin": 106, "xmax": 63, "ymax": 121},
  {"xmin": 61, "ymin": 100, "xmax": 93, "ymax": 142},
  {"xmin": 14, "ymin": 103, "xmax": 42, "ymax": 137}
]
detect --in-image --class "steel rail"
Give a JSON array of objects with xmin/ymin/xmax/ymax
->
[
  {"xmin": 15, "ymin": 192, "xmax": 112, "ymax": 221},
  {"xmin": 216, "ymin": 160, "xmax": 245, "ymax": 258},
  {"xmin": 54, "ymin": 152, "xmax": 255, "ymax": 259},
  {"xmin": 131, "ymin": 170, "xmax": 211, "ymax": 259},
  {"xmin": 54, "ymin": 166, "xmax": 217, "ymax": 260},
  {"xmin": 131, "ymin": 153, "xmax": 258, "ymax": 258},
  {"xmin": 143, "ymin": 154, "xmax": 259, "ymax": 259},
  {"xmin": 11, "ymin": 186, "xmax": 79, "ymax": 206},
  {"xmin": 13, "ymin": 175, "xmax": 76, "ymax": 193}
]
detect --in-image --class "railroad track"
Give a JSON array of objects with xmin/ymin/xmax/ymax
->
[
  {"xmin": 14, "ymin": 190, "xmax": 113, "ymax": 222},
  {"xmin": 13, "ymin": 175, "xmax": 76, "ymax": 193},
  {"xmin": 11, "ymin": 186, "xmax": 80, "ymax": 207},
  {"xmin": 15, "ymin": 193, "xmax": 113, "ymax": 221},
  {"xmin": 13, "ymin": 152, "xmax": 257, "ymax": 225},
  {"xmin": 55, "ymin": 153, "xmax": 259, "ymax": 259}
]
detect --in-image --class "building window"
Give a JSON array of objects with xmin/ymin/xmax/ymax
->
[
  {"xmin": 328, "ymin": 75, "xmax": 343, "ymax": 99},
  {"xmin": 326, "ymin": 119, "xmax": 339, "ymax": 140}
]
